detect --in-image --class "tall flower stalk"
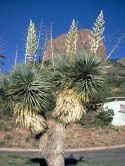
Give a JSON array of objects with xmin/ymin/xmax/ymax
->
[
  {"xmin": 25, "ymin": 20, "xmax": 38, "ymax": 64},
  {"xmin": 90, "ymin": 10, "xmax": 105, "ymax": 54},
  {"xmin": 66, "ymin": 19, "xmax": 78, "ymax": 58}
]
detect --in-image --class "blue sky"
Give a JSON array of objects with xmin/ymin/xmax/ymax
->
[{"xmin": 0, "ymin": 0, "xmax": 125, "ymax": 72}]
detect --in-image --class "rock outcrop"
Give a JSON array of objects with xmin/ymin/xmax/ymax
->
[
  {"xmin": 43, "ymin": 29, "xmax": 106, "ymax": 61},
  {"xmin": 117, "ymin": 57, "xmax": 125, "ymax": 66}
]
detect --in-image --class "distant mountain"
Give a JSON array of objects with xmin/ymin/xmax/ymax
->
[{"xmin": 43, "ymin": 29, "xmax": 106, "ymax": 61}]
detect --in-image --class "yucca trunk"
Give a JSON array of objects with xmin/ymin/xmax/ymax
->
[
  {"xmin": 40, "ymin": 89, "xmax": 84, "ymax": 166},
  {"xmin": 40, "ymin": 122, "xmax": 65, "ymax": 166}
]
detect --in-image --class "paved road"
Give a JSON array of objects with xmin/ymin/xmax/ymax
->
[
  {"xmin": 66, "ymin": 148, "xmax": 125, "ymax": 164},
  {"xmin": 0, "ymin": 146, "xmax": 125, "ymax": 164}
]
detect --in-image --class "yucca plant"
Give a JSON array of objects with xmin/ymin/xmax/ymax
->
[
  {"xmin": 0, "ymin": 65, "xmax": 56, "ymax": 166},
  {"xmin": 51, "ymin": 52, "xmax": 106, "ymax": 124},
  {"xmin": 41, "ymin": 51, "xmax": 107, "ymax": 166},
  {"xmin": 0, "ymin": 53, "xmax": 107, "ymax": 166},
  {"xmin": 7, "ymin": 63, "xmax": 52, "ymax": 135}
]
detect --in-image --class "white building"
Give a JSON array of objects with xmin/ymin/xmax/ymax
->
[{"xmin": 104, "ymin": 97, "xmax": 125, "ymax": 126}]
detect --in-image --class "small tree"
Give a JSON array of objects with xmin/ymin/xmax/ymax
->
[
  {"xmin": 5, "ymin": 64, "xmax": 52, "ymax": 135},
  {"xmin": 0, "ymin": 52, "xmax": 107, "ymax": 166},
  {"xmin": 66, "ymin": 19, "xmax": 78, "ymax": 58},
  {"xmin": 90, "ymin": 10, "xmax": 105, "ymax": 54},
  {"xmin": 25, "ymin": 20, "xmax": 38, "ymax": 64},
  {"xmin": 95, "ymin": 108, "xmax": 114, "ymax": 127},
  {"xmin": 0, "ymin": 54, "xmax": 6, "ymax": 72},
  {"xmin": 0, "ymin": 36, "xmax": 6, "ymax": 72},
  {"xmin": 46, "ymin": 52, "xmax": 107, "ymax": 166}
]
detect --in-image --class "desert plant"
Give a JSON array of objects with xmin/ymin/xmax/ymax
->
[
  {"xmin": 0, "ymin": 52, "xmax": 107, "ymax": 166},
  {"xmin": 0, "ymin": 72, "xmax": 11, "ymax": 113},
  {"xmin": 80, "ymin": 111, "xmax": 97, "ymax": 127},
  {"xmin": 4, "ymin": 134, "xmax": 13, "ymax": 140},
  {"xmin": 45, "ymin": 51, "xmax": 107, "ymax": 166},
  {"xmin": 95, "ymin": 108, "xmax": 114, "ymax": 127},
  {"xmin": 6, "ymin": 63, "xmax": 52, "ymax": 135}
]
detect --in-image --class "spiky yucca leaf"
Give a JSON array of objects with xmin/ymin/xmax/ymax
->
[
  {"xmin": 52, "ymin": 89, "xmax": 84, "ymax": 124},
  {"xmin": 66, "ymin": 53, "xmax": 106, "ymax": 102},
  {"xmin": 8, "ymin": 64, "xmax": 51, "ymax": 114}
]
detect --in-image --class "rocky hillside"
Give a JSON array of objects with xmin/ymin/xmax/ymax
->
[
  {"xmin": 107, "ymin": 58, "xmax": 125, "ymax": 97},
  {"xmin": 117, "ymin": 57, "xmax": 125, "ymax": 66},
  {"xmin": 43, "ymin": 29, "xmax": 106, "ymax": 60}
]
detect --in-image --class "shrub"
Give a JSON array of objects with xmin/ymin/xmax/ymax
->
[
  {"xmin": 0, "ymin": 141, "xmax": 5, "ymax": 147},
  {"xmin": 2, "ymin": 108, "xmax": 13, "ymax": 117},
  {"xmin": 95, "ymin": 108, "xmax": 114, "ymax": 127},
  {"xmin": 4, "ymin": 134, "xmax": 13, "ymax": 140},
  {"xmin": 0, "ymin": 120, "xmax": 8, "ymax": 131},
  {"xmin": 80, "ymin": 106, "xmax": 114, "ymax": 128},
  {"xmin": 80, "ymin": 111, "xmax": 97, "ymax": 127}
]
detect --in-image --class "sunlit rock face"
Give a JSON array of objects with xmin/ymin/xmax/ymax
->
[
  {"xmin": 43, "ymin": 29, "xmax": 106, "ymax": 61},
  {"xmin": 117, "ymin": 57, "xmax": 125, "ymax": 66}
]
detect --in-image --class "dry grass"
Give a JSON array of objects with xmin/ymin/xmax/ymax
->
[
  {"xmin": 0, "ymin": 119, "xmax": 39, "ymax": 148},
  {"xmin": 65, "ymin": 124, "xmax": 125, "ymax": 148},
  {"xmin": 0, "ymin": 119, "xmax": 125, "ymax": 149}
]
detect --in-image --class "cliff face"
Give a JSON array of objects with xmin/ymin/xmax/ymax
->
[{"xmin": 43, "ymin": 29, "xmax": 106, "ymax": 61}]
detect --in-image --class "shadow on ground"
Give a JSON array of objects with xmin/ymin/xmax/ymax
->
[
  {"xmin": 31, "ymin": 154, "xmax": 84, "ymax": 166},
  {"xmin": 31, "ymin": 158, "xmax": 47, "ymax": 166}
]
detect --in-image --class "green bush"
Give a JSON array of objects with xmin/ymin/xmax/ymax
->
[
  {"xmin": 80, "ymin": 107, "xmax": 114, "ymax": 128},
  {"xmin": 0, "ymin": 120, "xmax": 7, "ymax": 131},
  {"xmin": 95, "ymin": 108, "xmax": 114, "ymax": 127},
  {"xmin": 0, "ymin": 141, "xmax": 5, "ymax": 147},
  {"xmin": 80, "ymin": 111, "xmax": 97, "ymax": 127},
  {"xmin": 4, "ymin": 134, "xmax": 13, "ymax": 140},
  {"xmin": 2, "ymin": 108, "xmax": 13, "ymax": 117}
]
